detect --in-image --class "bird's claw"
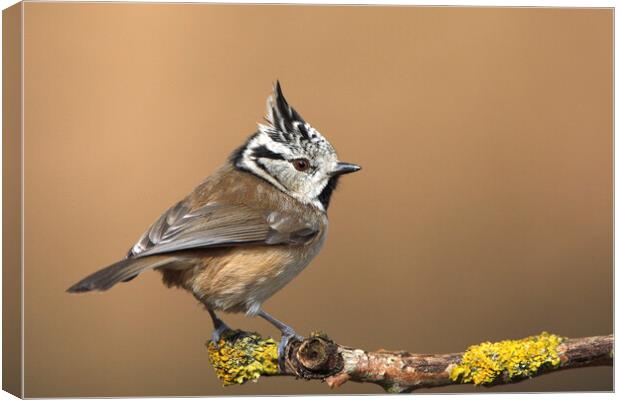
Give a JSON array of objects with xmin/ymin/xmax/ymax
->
[
  {"xmin": 210, "ymin": 322, "xmax": 231, "ymax": 349},
  {"xmin": 278, "ymin": 330, "xmax": 303, "ymax": 370}
]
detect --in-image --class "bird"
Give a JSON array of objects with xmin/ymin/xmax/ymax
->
[{"xmin": 67, "ymin": 82, "xmax": 361, "ymax": 364}]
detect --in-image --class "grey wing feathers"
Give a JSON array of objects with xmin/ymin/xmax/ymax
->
[
  {"xmin": 68, "ymin": 200, "xmax": 319, "ymax": 293},
  {"xmin": 128, "ymin": 201, "xmax": 190, "ymax": 257},
  {"xmin": 128, "ymin": 201, "xmax": 318, "ymax": 258},
  {"xmin": 265, "ymin": 212, "xmax": 319, "ymax": 245}
]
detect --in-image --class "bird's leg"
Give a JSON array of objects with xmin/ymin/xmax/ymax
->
[
  {"xmin": 257, "ymin": 309, "xmax": 303, "ymax": 369},
  {"xmin": 207, "ymin": 308, "xmax": 230, "ymax": 347}
]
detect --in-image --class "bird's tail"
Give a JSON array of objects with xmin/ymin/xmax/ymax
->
[{"xmin": 66, "ymin": 255, "xmax": 176, "ymax": 293}]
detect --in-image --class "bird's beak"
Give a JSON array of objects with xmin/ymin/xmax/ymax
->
[{"xmin": 331, "ymin": 162, "xmax": 361, "ymax": 176}]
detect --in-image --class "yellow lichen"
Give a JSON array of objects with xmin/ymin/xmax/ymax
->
[
  {"xmin": 207, "ymin": 330, "xmax": 279, "ymax": 386},
  {"xmin": 449, "ymin": 332, "xmax": 564, "ymax": 385}
]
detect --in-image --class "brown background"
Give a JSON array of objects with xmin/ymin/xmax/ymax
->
[{"xmin": 22, "ymin": 3, "xmax": 612, "ymax": 396}]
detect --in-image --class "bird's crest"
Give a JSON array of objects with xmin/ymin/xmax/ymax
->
[
  {"xmin": 266, "ymin": 81, "xmax": 306, "ymax": 134},
  {"xmin": 259, "ymin": 81, "xmax": 329, "ymax": 149}
]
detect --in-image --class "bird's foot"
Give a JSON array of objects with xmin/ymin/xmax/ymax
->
[
  {"xmin": 210, "ymin": 322, "xmax": 232, "ymax": 349},
  {"xmin": 278, "ymin": 328, "xmax": 304, "ymax": 371}
]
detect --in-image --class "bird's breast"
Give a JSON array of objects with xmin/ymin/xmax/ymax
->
[{"xmin": 184, "ymin": 228, "xmax": 327, "ymax": 314}]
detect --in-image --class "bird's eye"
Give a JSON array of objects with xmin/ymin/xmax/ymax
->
[{"xmin": 292, "ymin": 158, "xmax": 311, "ymax": 172}]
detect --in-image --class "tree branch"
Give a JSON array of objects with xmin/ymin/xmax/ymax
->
[{"xmin": 206, "ymin": 331, "xmax": 613, "ymax": 393}]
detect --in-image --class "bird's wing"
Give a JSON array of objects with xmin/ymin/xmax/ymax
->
[{"xmin": 128, "ymin": 200, "xmax": 319, "ymax": 258}]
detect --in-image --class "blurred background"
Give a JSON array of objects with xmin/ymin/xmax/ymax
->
[{"xmin": 23, "ymin": 4, "xmax": 612, "ymax": 396}]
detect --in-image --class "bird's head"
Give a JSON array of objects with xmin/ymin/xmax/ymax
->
[{"xmin": 232, "ymin": 82, "xmax": 360, "ymax": 211}]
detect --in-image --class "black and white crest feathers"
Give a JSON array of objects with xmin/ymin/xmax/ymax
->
[
  {"xmin": 262, "ymin": 81, "xmax": 327, "ymax": 146},
  {"xmin": 268, "ymin": 81, "xmax": 306, "ymax": 138}
]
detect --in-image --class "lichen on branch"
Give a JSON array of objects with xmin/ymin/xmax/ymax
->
[
  {"xmin": 449, "ymin": 332, "xmax": 564, "ymax": 385},
  {"xmin": 207, "ymin": 330, "xmax": 279, "ymax": 385}
]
